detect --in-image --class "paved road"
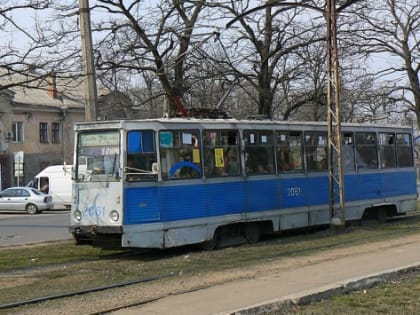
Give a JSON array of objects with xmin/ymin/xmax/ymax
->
[{"xmin": 0, "ymin": 211, "xmax": 72, "ymax": 247}]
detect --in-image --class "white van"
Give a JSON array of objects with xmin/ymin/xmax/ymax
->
[{"xmin": 27, "ymin": 165, "xmax": 72, "ymax": 209}]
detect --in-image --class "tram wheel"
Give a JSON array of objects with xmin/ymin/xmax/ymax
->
[
  {"xmin": 201, "ymin": 230, "xmax": 219, "ymax": 251},
  {"xmin": 376, "ymin": 207, "xmax": 387, "ymax": 224},
  {"xmin": 201, "ymin": 239, "xmax": 217, "ymax": 251},
  {"xmin": 244, "ymin": 222, "xmax": 261, "ymax": 244}
]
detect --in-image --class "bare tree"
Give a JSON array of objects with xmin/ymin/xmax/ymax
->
[
  {"xmin": 128, "ymin": 71, "xmax": 165, "ymax": 118},
  {"xmin": 206, "ymin": 0, "xmax": 366, "ymax": 119},
  {"xmin": 274, "ymin": 40, "xmax": 328, "ymax": 121},
  {"xmin": 0, "ymin": 1, "xmax": 48, "ymax": 87},
  {"xmin": 350, "ymin": 0, "xmax": 420, "ymax": 128},
  {"xmin": 204, "ymin": 1, "xmax": 326, "ymax": 118},
  {"xmin": 0, "ymin": 1, "xmax": 85, "ymax": 92},
  {"xmin": 89, "ymin": 0, "xmax": 208, "ymax": 116}
]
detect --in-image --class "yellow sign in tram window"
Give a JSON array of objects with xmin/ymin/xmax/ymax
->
[
  {"xmin": 214, "ymin": 148, "xmax": 224, "ymax": 167},
  {"xmin": 193, "ymin": 148, "xmax": 200, "ymax": 163}
]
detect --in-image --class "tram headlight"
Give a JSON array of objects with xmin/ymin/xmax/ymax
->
[
  {"xmin": 110, "ymin": 210, "xmax": 120, "ymax": 222},
  {"xmin": 73, "ymin": 210, "xmax": 82, "ymax": 222}
]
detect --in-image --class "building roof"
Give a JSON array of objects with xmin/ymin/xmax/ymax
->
[{"xmin": 0, "ymin": 71, "xmax": 85, "ymax": 112}]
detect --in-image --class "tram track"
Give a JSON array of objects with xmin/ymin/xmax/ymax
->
[
  {"xmin": 0, "ymin": 272, "xmax": 174, "ymax": 311},
  {"xmin": 0, "ymin": 249, "xmax": 148, "ymax": 277}
]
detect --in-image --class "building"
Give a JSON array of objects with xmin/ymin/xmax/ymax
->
[
  {"xmin": 0, "ymin": 73, "xmax": 85, "ymax": 189},
  {"xmin": 97, "ymin": 90, "xmax": 138, "ymax": 120}
]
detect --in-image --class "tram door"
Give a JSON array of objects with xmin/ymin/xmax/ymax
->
[{"xmin": 124, "ymin": 130, "xmax": 160, "ymax": 224}]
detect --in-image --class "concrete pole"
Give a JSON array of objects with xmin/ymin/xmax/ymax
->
[{"xmin": 79, "ymin": 0, "xmax": 97, "ymax": 121}]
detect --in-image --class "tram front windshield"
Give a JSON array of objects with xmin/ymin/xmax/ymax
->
[{"xmin": 76, "ymin": 131, "xmax": 120, "ymax": 181}]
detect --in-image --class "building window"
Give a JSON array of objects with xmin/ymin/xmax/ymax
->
[
  {"xmin": 40, "ymin": 122, "xmax": 49, "ymax": 143},
  {"xmin": 51, "ymin": 122, "xmax": 61, "ymax": 144},
  {"xmin": 12, "ymin": 121, "xmax": 24, "ymax": 143}
]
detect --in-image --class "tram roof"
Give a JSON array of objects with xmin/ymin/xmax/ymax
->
[{"xmin": 74, "ymin": 117, "xmax": 412, "ymax": 132}]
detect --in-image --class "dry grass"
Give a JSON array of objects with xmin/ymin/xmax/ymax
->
[{"xmin": 283, "ymin": 270, "xmax": 420, "ymax": 314}]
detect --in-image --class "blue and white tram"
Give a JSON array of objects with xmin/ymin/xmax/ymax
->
[{"xmin": 69, "ymin": 119, "xmax": 417, "ymax": 249}]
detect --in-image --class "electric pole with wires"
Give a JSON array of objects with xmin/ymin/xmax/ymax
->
[
  {"xmin": 326, "ymin": 0, "xmax": 345, "ymax": 227},
  {"xmin": 79, "ymin": 0, "xmax": 97, "ymax": 122}
]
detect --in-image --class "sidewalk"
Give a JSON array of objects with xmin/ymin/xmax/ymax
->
[{"xmin": 112, "ymin": 235, "xmax": 420, "ymax": 315}]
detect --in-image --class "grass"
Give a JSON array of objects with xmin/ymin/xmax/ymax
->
[
  {"xmin": 283, "ymin": 271, "xmax": 420, "ymax": 314},
  {"xmin": 0, "ymin": 240, "xmax": 123, "ymax": 273}
]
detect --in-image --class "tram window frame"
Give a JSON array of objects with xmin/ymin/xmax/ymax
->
[
  {"xmin": 355, "ymin": 132, "xmax": 378, "ymax": 169},
  {"xmin": 379, "ymin": 132, "xmax": 396, "ymax": 169},
  {"xmin": 275, "ymin": 130, "xmax": 304, "ymax": 173},
  {"xmin": 396, "ymin": 133, "xmax": 414, "ymax": 167},
  {"xmin": 203, "ymin": 129, "xmax": 240, "ymax": 177},
  {"xmin": 304, "ymin": 131, "xmax": 328, "ymax": 172},
  {"xmin": 243, "ymin": 130, "xmax": 275, "ymax": 175},
  {"xmin": 77, "ymin": 130, "xmax": 121, "ymax": 182},
  {"xmin": 340, "ymin": 132, "xmax": 356, "ymax": 171},
  {"xmin": 159, "ymin": 129, "xmax": 202, "ymax": 180},
  {"xmin": 126, "ymin": 130, "xmax": 157, "ymax": 182}
]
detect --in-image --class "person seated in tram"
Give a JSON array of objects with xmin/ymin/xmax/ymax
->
[
  {"xmin": 256, "ymin": 164, "xmax": 268, "ymax": 173},
  {"xmin": 214, "ymin": 166, "xmax": 228, "ymax": 176},
  {"xmin": 226, "ymin": 148, "xmax": 240, "ymax": 176}
]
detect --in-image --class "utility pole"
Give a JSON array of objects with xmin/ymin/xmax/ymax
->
[
  {"xmin": 326, "ymin": 0, "xmax": 345, "ymax": 227},
  {"xmin": 79, "ymin": 0, "xmax": 97, "ymax": 121}
]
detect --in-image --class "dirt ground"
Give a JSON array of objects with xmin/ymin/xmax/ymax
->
[{"xmin": 8, "ymin": 232, "xmax": 420, "ymax": 315}]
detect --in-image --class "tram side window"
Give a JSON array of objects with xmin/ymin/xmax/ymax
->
[
  {"xmin": 159, "ymin": 130, "xmax": 202, "ymax": 179},
  {"xmin": 126, "ymin": 130, "xmax": 157, "ymax": 181},
  {"xmin": 244, "ymin": 130, "xmax": 275, "ymax": 175},
  {"xmin": 379, "ymin": 132, "xmax": 396, "ymax": 169},
  {"xmin": 276, "ymin": 131, "xmax": 303, "ymax": 172},
  {"xmin": 203, "ymin": 130, "xmax": 240, "ymax": 177},
  {"xmin": 397, "ymin": 133, "xmax": 414, "ymax": 167},
  {"xmin": 305, "ymin": 132, "xmax": 328, "ymax": 171},
  {"xmin": 341, "ymin": 132, "xmax": 356, "ymax": 170},
  {"xmin": 355, "ymin": 132, "xmax": 378, "ymax": 169}
]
